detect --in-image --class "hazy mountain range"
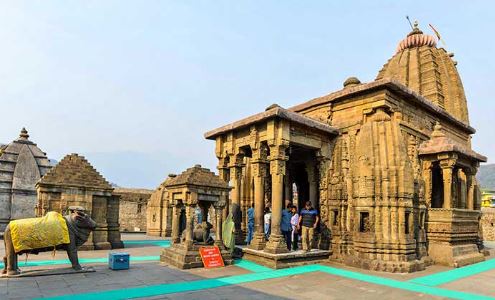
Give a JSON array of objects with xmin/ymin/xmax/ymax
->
[
  {"xmin": 477, "ymin": 164, "xmax": 495, "ymax": 190},
  {"xmin": 2, "ymin": 142, "xmax": 493, "ymax": 190}
]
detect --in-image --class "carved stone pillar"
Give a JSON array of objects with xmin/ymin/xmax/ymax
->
[
  {"xmin": 250, "ymin": 150, "xmax": 267, "ymax": 250},
  {"xmin": 240, "ymin": 164, "xmax": 247, "ymax": 237},
  {"xmin": 317, "ymin": 155, "xmax": 331, "ymax": 250},
  {"xmin": 171, "ymin": 202, "xmax": 181, "ymax": 244},
  {"xmin": 107, "ymin": 194, "xmax": 124, "ymax": 249},
  {"xmin": 184, "ymin": 204, "xmax": 195, "ymax": 247},
  {"xmin": 218, "ymin": 160, "xmax": 230, "ymax": 220},
  {"xmin": 306, "ymin": 160, "xmax": 318, "ymax": 209},
  {"xmin": 265, "ymin": 143, "xmax": 289, "ymax": 254},
  {"xmin": 458, "ymin": 169, "xmax": 467, "ymax": 209},
  {"xmin": 465, "ymin": 168, "xmax": 475, "ymax": 210},
  {"xmin": 422, "ymin": 161, "xmax": 432, "ymax": 207},
  {"xmin": 164, "ymin": 202, "xmax": 173, "ymax": 237},
  {"xmin": 213, "ymin": 197, "xmax": 225, "ymax": 247},
  {"xmin": 229, "ymin": 153, "xmax": 244, "ymax": 244},
  {"xmin": 440, "ymin": 159, "xmax": 456, "ymax": 209},
  {"xmin": 284, "ymin": 172, "xmax": 292, "ymax": 204}
]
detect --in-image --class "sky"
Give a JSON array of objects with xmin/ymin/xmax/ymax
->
[{"xmin": 0, "ymin": 1, "xmax": 493, "ymax": 189}]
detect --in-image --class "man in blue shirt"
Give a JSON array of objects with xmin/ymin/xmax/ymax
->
[
  {"xmin": 281, "ymin": 203, "xmax": 293, "ymax": 251},
  {"xmin": 298, "ymin": 201, "xmax": 319, "ymax": 252},
  {"xmin": 246, "ymin": 204, "xmax": 255, "ymax": 245}
]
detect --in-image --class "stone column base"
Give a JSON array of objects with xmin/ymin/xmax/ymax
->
[
  {"xmin": 79, "ymin": 240, "xmax": 95, "ymax": 251},
  {"xmin": 428, "ymin": 242, "xmax": 485, "ymax": 267},
  {"xmin": 110, "ymin": 241, "xmax": 124, "ymax": 249},
  {"xmin": 94, "ymin": 242, "xmax": 112, "ymax": 250},
  {"xmin": 234, "ymin": 230, "xmax": 246, "ymax": 245},
  {"xmin": 249, "ymin": 232, "xmax": 266, "ymax": 250},
  {"xmin": 264, "ymin": 234, "xmax": 288, "ymax": 254},
  {"xmin": 146, "ymin": 229, "xmax": 161, "ymax": 236}
]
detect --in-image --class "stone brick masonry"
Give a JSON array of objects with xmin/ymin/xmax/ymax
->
[
  {"xmin": 481, "ymin": 208, "xmax": 495, "ymax": 241},
  {"xmin": 113, "ymin": 188, "xmax": 152, "ymax": 232}
]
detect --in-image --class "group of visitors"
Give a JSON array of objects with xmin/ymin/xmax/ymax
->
[{"xmin": 245, "ymin": 200, "xmax": 319, "ymax": 252}]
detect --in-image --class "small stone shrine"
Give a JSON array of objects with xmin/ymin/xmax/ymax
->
[
  {"xmin": 160, "ymin": 164, "xmax": 232, "ymax": 269},
  {"xmin": 0, "ymin": 128, "xmax": 52, "ymax": 237},
  {"xmin": 147, "ymin": 174, "xmax": 176, "ymax": 237},
  {"xmin": 35, "ymin": 153, "xmax": 123, "ymax": 250}
]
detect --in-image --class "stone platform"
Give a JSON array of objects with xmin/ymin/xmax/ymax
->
[
  {"xmin": 429, "ymin": 243, "xmax": 485, "ymax": 268},
  {"xmin": 241, "ymin": 247, "xmax": 331, "ymax": 269},
  {"xmin": 160, "ymin": 243, "xmax": 233, "ymax": 269}
]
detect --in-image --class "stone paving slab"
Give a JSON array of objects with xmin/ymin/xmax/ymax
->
[{"xmin": 439, "ymin": 268, "xmax": 495, "ymax": 297}]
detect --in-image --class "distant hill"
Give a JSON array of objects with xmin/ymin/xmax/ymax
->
[{"xmin": 477, "ymin": 164, "xmax": 495, "ymax": 190}]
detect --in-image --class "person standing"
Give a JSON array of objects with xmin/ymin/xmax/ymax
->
[
  {"xmin": 281, "ymin": 203, "xmax": 292, "ymax": 250},
  {"xmin": 298, "ymin": 201, "xmax": 319, "ymax": 252},
  {"xmin": 264, "ymin": 207, "xmax": 271, "ymax": 240},
  {"xmin": 246, "ymin": 204, "xmax": 255, "ymax": 244},
  {"xmin": 290, "ymin": 205, "xmax": 299, "ymax": 251}
]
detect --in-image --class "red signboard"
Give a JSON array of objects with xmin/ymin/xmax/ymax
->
[{"xmin": 199, "ymin": 246, "xmax": 225, "ymax": 268}]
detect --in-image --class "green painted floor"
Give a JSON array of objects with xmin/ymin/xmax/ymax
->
[
  {"xmin": 3, "ymin": 240, "xmax": 495, "ymax": 300},
  {"xmin": 37, "ymin": 263, "xmax": 495, "ymax": 300},
  {"xmin": 409, "ymin": 258, "xmax": 495, "ymax": 286},
  {"xmin": 123, "ymin": 240, "xmax": 170, "ymax": 247}
]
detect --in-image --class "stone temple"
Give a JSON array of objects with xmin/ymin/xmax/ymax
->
[
  {"xmin": 0, "ymin": 128, "xmax": 51, "ymax": 237},
  {"xmin": 204, "ymin": 24, "xmax": 487, "ymax": 271},
  {"xmin": 36, "ymin": 153, "xmax": 123, "ymax": 250}
]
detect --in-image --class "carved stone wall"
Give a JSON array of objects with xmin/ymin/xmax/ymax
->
[
  {"xmin": 481, "ymin": 208, "xmax": 495, "ymax": 241},
  {"xmin": 114, "ymin": 188, "xmax": 152, "ymax": 232},
  {"xmin": 204, "ymin": 26, "xmax": 485, "ymax": 272}
]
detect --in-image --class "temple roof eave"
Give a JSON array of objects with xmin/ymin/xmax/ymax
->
[
  {"xmin": 35, "ymin": 181, "xmax": 114, "ymax": 194},
  {"xmin": 418, "ymin": 139, "xmax": 487, "ymax": 163},
  {"xmin": 204, "ymin": 106, "xmax": 339, "ymax": 140},
  {"xmin": 163, "ymin": 165, "xmax": 229, "ymax": 190},
  {"xmin": 288, "ymin": 78, "xmax": 476, "ymax": 135},
  {"xmin": 164, "ymin": 182, "xmax": 230, "ymax": 191}
]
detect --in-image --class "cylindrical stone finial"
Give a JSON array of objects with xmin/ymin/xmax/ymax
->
[{"xmin": 19, "ymin": 127, "xmax": 29, "ymax": 139}]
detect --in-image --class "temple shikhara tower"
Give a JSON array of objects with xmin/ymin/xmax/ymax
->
[
  {"xmin": 0, "ymin": 128, "xmax": 51, "ymax": 237},
  {"xmin": 205, "ymin": 23, "xmax": 487, "ymax": 271},
  {"xmin": 35, "ymin": 154, "xmax": 123, "ymax": 250}
]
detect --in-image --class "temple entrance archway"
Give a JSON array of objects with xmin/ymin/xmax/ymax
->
[{"xmin": 286, "ymin": 145, "xmax": 319, "ymax": 213}]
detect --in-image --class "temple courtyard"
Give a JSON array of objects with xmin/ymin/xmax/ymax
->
[{"xmin": 0, "ymin": 233, "xmax": 494, "ymax": 300}]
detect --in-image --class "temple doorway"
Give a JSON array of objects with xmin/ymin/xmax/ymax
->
[
  {"xmin": 285, "ymin": 145, "xmax": 319, "ymax": 213},
  {"xmin": 431, "ymin": 162, "xmax": 444, "ymax": 208}
]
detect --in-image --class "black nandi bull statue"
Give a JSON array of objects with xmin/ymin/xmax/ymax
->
[{"xmin": 2, "ymin": 206, "xmax": 97, "ymax": 276}]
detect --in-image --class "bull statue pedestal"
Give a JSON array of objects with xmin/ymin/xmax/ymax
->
[{"xmin": 2, "ymin": 206, "xmax": 97, "ymax": 278}]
